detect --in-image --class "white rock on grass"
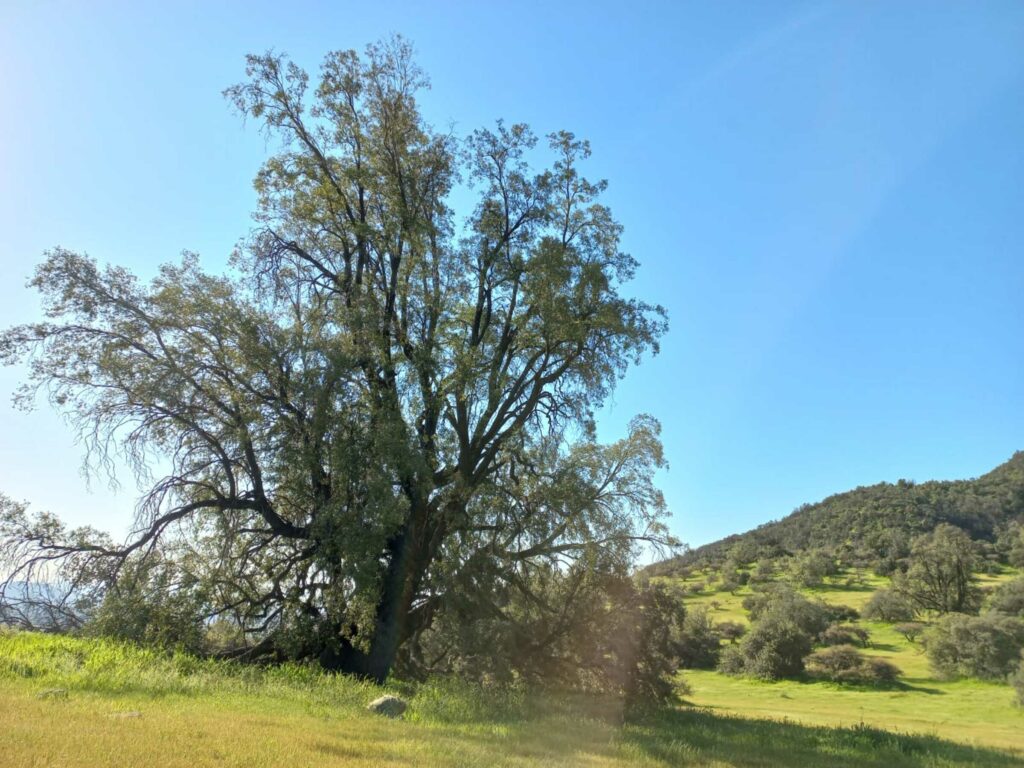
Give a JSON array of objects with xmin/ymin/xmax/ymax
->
[{"xmin": 367, "ymin": 695, "xmax": 407, "ymax": 718}]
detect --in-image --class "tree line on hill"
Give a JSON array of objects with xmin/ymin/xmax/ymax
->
[{"xmin": 648, "ymin": 452, "xmax": 1024, "ymax": 579}]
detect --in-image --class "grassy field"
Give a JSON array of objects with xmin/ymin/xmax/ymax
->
[
  {"xmin": 661, "ymin": 566, "xmax": 1024, "ymax": 756},
  {"xmin": 1, "ymin": 630, "xmax": 1022, "ymax": 767}
]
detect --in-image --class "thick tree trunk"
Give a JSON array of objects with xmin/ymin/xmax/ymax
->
[
  {"xmin": 359, "ymin": 526, "xmax": 420, "ymax": 683},
  {"xmin": 322, "ymin": 497, "xmax": 436, "ymax": 684}
]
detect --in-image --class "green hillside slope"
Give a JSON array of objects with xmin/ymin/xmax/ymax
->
[{"xmin": 651, "ymin": 453, "xmax": 1024, "ymax": 576}]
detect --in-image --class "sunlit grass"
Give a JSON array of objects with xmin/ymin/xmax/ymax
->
[
  {"xmin": 1, "ymin": 630, "xmax": 1021, "ymax": 767},
  {"xmin": 661, "ymin": 565, "xmax": 1024, "ymax": 757}
]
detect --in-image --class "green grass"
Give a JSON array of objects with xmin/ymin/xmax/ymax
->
[
  {"xmin": 1, "ymin": 630, "xmax": 1022, "ymax": 767},
  {"xmin": 659, "ymin": 565, "xmax": 1024, "ymax": 758}
]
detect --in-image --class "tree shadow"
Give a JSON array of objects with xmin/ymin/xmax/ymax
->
[
  {"xmin": 622, "ymin": 707, "xmax": 1022, "ymax": 768},
  {"xmin": 867, "ymin": 642, "xmax": 902, "ymax": 652}
]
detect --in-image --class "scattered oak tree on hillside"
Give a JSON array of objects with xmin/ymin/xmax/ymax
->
[
  {"xmin": 0, "ymin": 38, "xmax": 671, "ymax": 684},
  {"xmin": 895, "ymin": 524, "xmax": 981, "ymax": 615}
]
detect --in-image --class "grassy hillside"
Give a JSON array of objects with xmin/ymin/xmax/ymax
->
[
  {"xmin": 651, "ymin": 452, "xmax": 1024, "ymax": 575},
  {"xmin": 654, "ymin": 564, "xmax": 1024, "ymax": 756},
  {"xmin": 1, "ymin": 630, "xmax": 1021, "ymax": 767}
]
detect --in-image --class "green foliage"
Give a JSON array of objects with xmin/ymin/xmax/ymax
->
[
  {"xmin": 716, "ymin": 620, "xmax": 747, "ymax": 643},
  {"xmin": 720, "ymin": 614, "xmax": 812, "ymax": 680},
  {"xmin": 996, "ymin": 522, "xmax": 1024, "ymax": 568},
  {"xmin": 86, "ymin": 554, "xmax": 208, "ymax": 654},
  {"xmin": 793, "ymin": 549, "xmax": 837, "ymax": 588},
  {"xmin": 0, "ymin": 38, "xmax": 671, "ymax": 682},
  {"xmin": 923, "ymin": 613, "xmax": 1024, "ymax": 680},
  {"xmin": 984, "ymin": 576, "xmax": 1024, "ymax": 617},
  {"xmin": 805, "ymin": 645, "xmax": 901, "ymax": 685},
  {"xmin": 651, "ymin": 453, "xmax": 1024, "ymax": 577},
  {"xmin": 819, "ymin": 623, "xmax": 870, "ymax": 648},
  {"xmin": 895, "ymin": 525, "xmax": 982, "ymax": 615},
  {"xmin": 402, "ymin": 571, "xmax": 687, "ymax": 705},
  {"xmin": 894, "ymin": 622, "xmax": 926, "ymax": 643},
  {"xmin": 743, "ymin": 584, "xmax": 831, "ymax": 637},
  {"xmin": 749, "ymin": 557, "xmax": 776, "ymax": 584},
  {"xmin": 726, "ymin": 539, "xmax": 759, "ymax": 566},
  {"xmin": 719, "ymin": 568, "xmax": 744, "ymax": 593},
  {"xmin": 676, "ymin": 606, "xmax": 721, "ymax": 669},
  {"xmin": 863, "ymin": 588, "xmax": 917, "ymax": 622}
]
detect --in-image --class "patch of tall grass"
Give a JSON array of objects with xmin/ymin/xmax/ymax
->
[{"xmin": 0, "ymin": 628, "xmax": 379, "ymax": 710}]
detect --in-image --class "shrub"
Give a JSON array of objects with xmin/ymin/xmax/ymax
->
[
  {"xmin": 743, "ymin": 585, "xmax": 832, "ymax": 637},
  {"xmin": 717, "ymin": 644, "xmax": 746, "ymax": 675},
  {"xmin": 677, "ymin": 607, "xmax": 721, "ymax": 669},
  {"xmin": 407, "ymin": 572, "xmax": 688, "ymax": 705},
  {"xmin": 716, "ymin": 621, "xmax": 747, "ymax": 644},
  {"xmin": 985, "ymin": 577, "xmax": 1024, "ymax": 617},
  {"xmin": 862, "ymin": 589, "xmax": 916, "ymax": 622},
  {"xmin": 724, "ymin": 615, "xmax": 812, "ymax": 680},
  {"xmin": 923, "ymin": 613, "xmax": 1024, "ymax": 680},
  {"xmin": 893, "ymin": 622, "xmax": 926, "ymax": 643},
  {"xmin": 793, "ymin": 549, "xmax": 837, "ymax": 588},
  {"xmin": 720, "ymin": 570, "xmax": 743, "ymax": 594},
  {"xmin": 749, "ymin": 558, "xmax": 776, "ymax": 584},
  {"xmin": 860, "ymin": 656, "xmax": 902, "ymax": 684},
  {"xmin": 824, "ymin": 604, "xmax": 861, "ymax": 623},
  {"xmin": 805, "ymin": 644, "xmax": 861, "ymax": 678},
  {"xmin": 1012, "ymin": 655, "xmax": 1024, "ymax": 707},
  {"xmin": 805, "ymin": 645, "xmax": 901, "ymax": 685},
  {"xmin": 86, "ymin": 555, "xmax": 208, "ymax": 654},
  {"xmin": 819, "ymin": 623, "xmax": 870, "ymax": 648}
]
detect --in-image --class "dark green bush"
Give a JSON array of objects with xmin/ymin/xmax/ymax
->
[
  {"xmin": 676, "ymin": 606, "xmax": 721, "ymax": 669},
  {"xmin": 716, "ymin": 644, "xmax": 745, "ymax": 675},
  {"xmin": 824, "ymin": 603, "xmax": 861, "ymax": 623},
  {"xmin": 793, "ymin": 549, "xmax": 837, "ymax": 588},
  {"xmin": 716, "ymin": 621, "xmax": 746, "ymax": 644},
  {"xmin": 743, "ymin": 585, "xmax": 831, "ymax": 637},
  {"xmin": 862, "ymin": 589, "xmax": 916, "ymax": 622},
  {"xmin": 923, "ymin": 613, "xmax": 1024, "ymax": 680},
  {"xmin": 721, "ymin": 615, "xmax": 812, "ymax": 680},
  {"xmin": 985, "ymin": 577, "xmax": 1024, "ymax": 617},
  {"xmin": 805, "ymin": 645, "xmax": 901, "ymax": 684},
  {"xmin": 860, "ymin": 656, "xmax": 902, "ymax": 684},
  {"xmin": 819, "ymin": 623, "xmax": 870, "ymax": 647}
]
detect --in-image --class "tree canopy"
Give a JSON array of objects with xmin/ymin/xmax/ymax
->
[{"xmin": 0, "ymin": 38, "xmax": 670, "ymax": 683}]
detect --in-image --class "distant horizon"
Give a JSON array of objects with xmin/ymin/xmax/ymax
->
[{"xmin": 2, "ymin": 2, "xmax": 1022, "ymax": 552}]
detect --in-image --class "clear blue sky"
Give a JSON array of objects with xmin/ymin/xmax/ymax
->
[{"xmin": 1, "ymin": 1, "xmax": 1022, "ymax": 550}]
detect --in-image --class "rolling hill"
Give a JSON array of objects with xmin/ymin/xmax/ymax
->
[{"xmin": 650, "ymin": 452, "xmax": 1024, "ymax": 576}]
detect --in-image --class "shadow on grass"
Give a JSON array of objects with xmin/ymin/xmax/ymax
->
[
  {"xmin": 867, "ymin": 642, "xmax": 902, "ymax": 652},
  {"xmin": 892, "ymin": 681, "xmax": 945, "ymax": 695},
  {"xmin": 621, "ymin": 707, "xmax": 1023, "ymax": 768},
  {"xmin": 808, "ymin": 580, "xmax": 877, "ymax": 593}
]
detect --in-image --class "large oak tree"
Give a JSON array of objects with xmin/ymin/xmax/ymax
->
[{"xmin": 0, "ymin": 38, "xmax": 669, "ymax": 682}]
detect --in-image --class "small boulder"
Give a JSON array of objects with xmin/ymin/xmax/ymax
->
[
  {"xmin": 36, "ymin": 688, "xmax": 68, "ymax": 700},
  {"xmin": 367, "ymin": 695, "xmax": 407, "ymax": 718}
]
